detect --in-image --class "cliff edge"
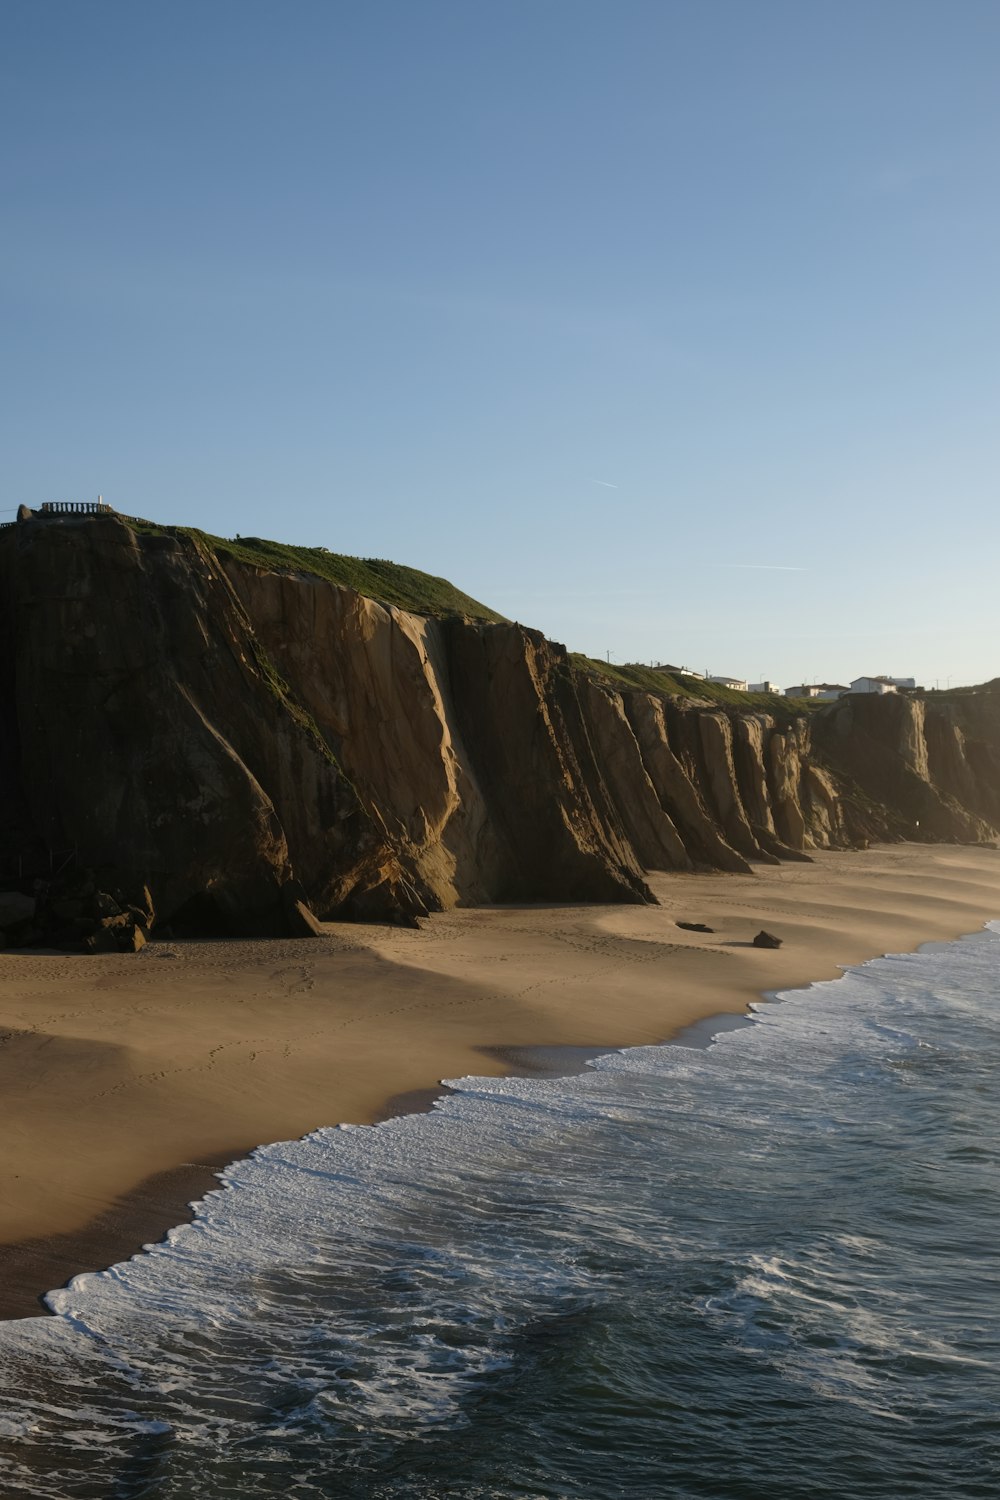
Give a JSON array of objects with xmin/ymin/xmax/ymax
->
[{"xmin": 1, "ymin": 516, "xmax": 996, "ymax": 938}]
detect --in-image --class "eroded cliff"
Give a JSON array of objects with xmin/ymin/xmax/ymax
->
[{"xmin": 1, "ymin": 516, "xmax": 997, "ymax": 937}]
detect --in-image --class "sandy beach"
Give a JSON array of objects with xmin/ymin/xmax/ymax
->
[{"xmin": 1, "ymin": 842, "xmax": 998, "ymax": 1319}]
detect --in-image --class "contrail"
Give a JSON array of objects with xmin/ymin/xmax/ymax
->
[{"xmin": 590, "ymin": 479, "xmax": 619, "ymax": 489}]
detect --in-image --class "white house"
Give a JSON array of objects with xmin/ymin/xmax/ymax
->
[
  {"xmin": 850, "ymin": 676, "xmax": 898, "ymax": 695},
  {"xmin": 656, "ymin": 664, "xmax": 705, "ymax": 680},
  {"xmin": 749, "ymin": 680, "xmax": 782, "ymax": 695},
  {"xmin": 707, "ymin": 675, "xmax": 748, "ymax": 691},
  {"xmin": 888, "ymin": 677, "xmax": 916, "ymax": 689}
]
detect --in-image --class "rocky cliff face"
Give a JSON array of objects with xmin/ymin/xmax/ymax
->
[{"xmin": 1, "ymin": 517, "xmax": 997, "ymax": 936}]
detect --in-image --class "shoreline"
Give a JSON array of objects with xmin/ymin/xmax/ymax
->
[{"xmin": 1, "ymin": 843, "xmax": 999, "ymax": 1320}]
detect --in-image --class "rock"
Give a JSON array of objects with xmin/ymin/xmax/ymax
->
[
  {"xmin": 676, "ymin": 921, "xmax": 714, "ymax": 933},
  {"xmin": 96, "ymin": 912, "xmax": 148, "ymax": 951},
  {"xmin": 5, "ymin": 921, "xmax": 44, "ymax": 948},
  {"xmin": 279, "ymin": 880, "xmax": 324, "ymax": 938},
  {"xmin": 94, "ymin": 891, "xmax": 123, "ymax": 918},
  {"xmin": 0, "ymin": 892, "xmax": 35, "ymax": 929},
  {"xmin": 120, "ymin": 923, "xmax": 147, "ymax": 952},
  {"xmin": 752, "ymin": 929, "xmax": 782, "ymax": 949},
  {"xmin": 49, "ymin": 926, "xmax": 83, "ymax": 950},
  {"xmin": 284, "ymin": 898, "xmax": 324, "ymax": 938},
  {"xmin": 83, "ymin": 926, "xmax": 119, "ymax": 954},
  {"xmin": 99, "ymin": 913, "xmax": 130, "ymax": 932},
  {"xmin": 51, "ymin": 898, "xmax": 85, "ymax": 921}
]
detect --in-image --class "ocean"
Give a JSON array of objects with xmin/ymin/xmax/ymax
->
[{"xmin": 0, "ymin": 923, "xmax": 997, "ymax": 1499}]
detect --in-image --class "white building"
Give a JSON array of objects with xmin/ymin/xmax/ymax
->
[
  {"xmin": 888, "ymin": 677, "xmax": 916, "ymax": 689},
  {"xmin": 749, "ymin": 680, "xmax": 782, "ymax": 695},
  {"xmin": 707, "ymin": 675, "xmax": 748, "ymax": 691},
  {"xmin": 656, "ymin": 664, "xmax": 705, "ymax": 680},
  {"xmin": 850, "ymin": 676, "xmax": 898, "ymax": 695}
]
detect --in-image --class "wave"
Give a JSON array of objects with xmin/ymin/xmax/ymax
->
[{"xmin": 1, "ymin": 925, "xmax": 999, "ymax": 1497}]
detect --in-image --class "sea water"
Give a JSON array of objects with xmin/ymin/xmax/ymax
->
[{"xmin": 0, "ymin": 925, "xmax": 998, "ymax": 1499}]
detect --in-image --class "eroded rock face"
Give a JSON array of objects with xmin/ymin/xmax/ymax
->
[
  {"xmin": 0, "ymin": 518, "xmax": 997, "ymax": 934},
  {"xmin": 812, "ymin": 693, "xmax": 998, "ymax": 845},
  {"xmin": 0, "ymin": 519, "xmax": 419, "ymax": 934}
]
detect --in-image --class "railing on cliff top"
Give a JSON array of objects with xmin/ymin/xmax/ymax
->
[
  {"xmin": 41, "ymin": 501, "xmax": 113, "ymax": 515},
  {"xmin": 0, "ymin": 508, "xmax": 154, "ymax": 532}
]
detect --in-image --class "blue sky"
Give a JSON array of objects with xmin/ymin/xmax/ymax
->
[{"xmin": 2, "ymin": 1, "xmax": 997, "ymax": 687}]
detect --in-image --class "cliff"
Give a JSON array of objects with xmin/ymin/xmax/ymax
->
[{"xmin": 0, "ymin": 516, "xmax": 997, "ymax": 938}]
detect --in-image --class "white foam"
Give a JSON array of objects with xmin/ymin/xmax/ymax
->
[{"xmin": 1, "ymin": 923, "xmax": 997, "ymax": 1492}]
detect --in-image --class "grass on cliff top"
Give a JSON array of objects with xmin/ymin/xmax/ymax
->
[
  {"xmin": 922, "ymin": 678, "xmax": 1000, "ymax": 698},
  {"xmin": 129, "ymin": 520, "xmax": 506, "ymax": 622},
  {"xmin": 569, "ymin": 655, "xmax": 824, "ymax": 717}
]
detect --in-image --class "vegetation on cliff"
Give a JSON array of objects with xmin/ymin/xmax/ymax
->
[
  {"xmin": 568, "ymin": 655, "xmax": 823, "ymax": 717},
  {"xmin": 130, "ymin": 521, "xmax": 506, "ymax": 623}
]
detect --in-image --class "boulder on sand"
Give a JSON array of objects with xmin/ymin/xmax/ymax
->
[
  {"xmin": 0, "ymin": 892, "xmax": 35, "ymax": 929},
  {"xmin": 752, "ymin": 929, "xmax": 782, "ymax": 949}
]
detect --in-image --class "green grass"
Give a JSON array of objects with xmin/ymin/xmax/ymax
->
[
  {"xmin": 921, "ymin": 678, "xmax": 1000, "ymax": 698},
  {"xmin": 127, "ymin": 520, "xmax": 506, "ymax": 623},
  {"xmin": 569, "ymin": 655, "xmax": 824, "ymax": 718}
]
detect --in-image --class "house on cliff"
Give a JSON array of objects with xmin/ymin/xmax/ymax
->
[{"xmin": 850, "ymin": 676, "xmax": 898, "ymax": 695}]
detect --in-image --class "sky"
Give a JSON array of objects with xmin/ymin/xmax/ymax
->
[{"xmin": 2, "ymin": 0, "xmax": 997, "ymax": 689}]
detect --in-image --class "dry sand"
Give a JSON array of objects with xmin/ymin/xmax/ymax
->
[{"xmin": 1, "ymin": 843, "xmax": 999, "ymax": 1318}]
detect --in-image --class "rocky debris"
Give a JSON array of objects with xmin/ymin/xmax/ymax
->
[
  {"xmin": 752, "ymin": 929, "xmax": 783, "ymax": 949},
  {"xmin": 677, "ymin": 921, "xmax": 714, "ymax": 933},
  {"xmin": 0, "ymin": 869, "xmax": 155, "ymax": 953}
]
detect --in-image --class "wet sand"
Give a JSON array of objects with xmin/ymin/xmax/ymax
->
[{"xmin": 1, "ymin": 843, "xmax": 998, "ymax": 1318}]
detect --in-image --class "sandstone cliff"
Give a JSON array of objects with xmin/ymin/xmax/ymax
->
[{"xmin": 0, "ymin": 516, "xmax": 996, "ymax": 937}]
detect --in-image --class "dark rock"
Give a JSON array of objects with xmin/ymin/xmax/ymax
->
[
  {"xmin": 0, "ymin": 892, "xmax": 35, "ymax": 929},
  {"xmin": 119, "ymin": 923, "xmax": 147, "ymax": 952},
  {"xmin": 94, "ymin": 891, "xmax": 123, "ymax": 918},
  {"xmin": 96, "ymin": 912, "xmax": 148, "ymax": 951},
  {"xmin": 99, "ymin": 913, "xmax": 130, "ymax": 932},
  {"xmin": 51, "ymin": 898, "xmax": 85, "ymax": 921},
  {"xmin": 752, "ymin": 929, "xmax": 783, "ymax": 949},
  {"xmin": 83, "ymin": 926, "xmax": 119, "ymax": 954},
  {"xmin": 8, "ymin": 922, "xmax": 45, "ymax": 948},
  {"xmin": 49, "ymin": 926, "xmax": 84, "ymax": 950},
  {"xmin": 676, "ymin": 921, "xmax": 714, "ymax": 933}
]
